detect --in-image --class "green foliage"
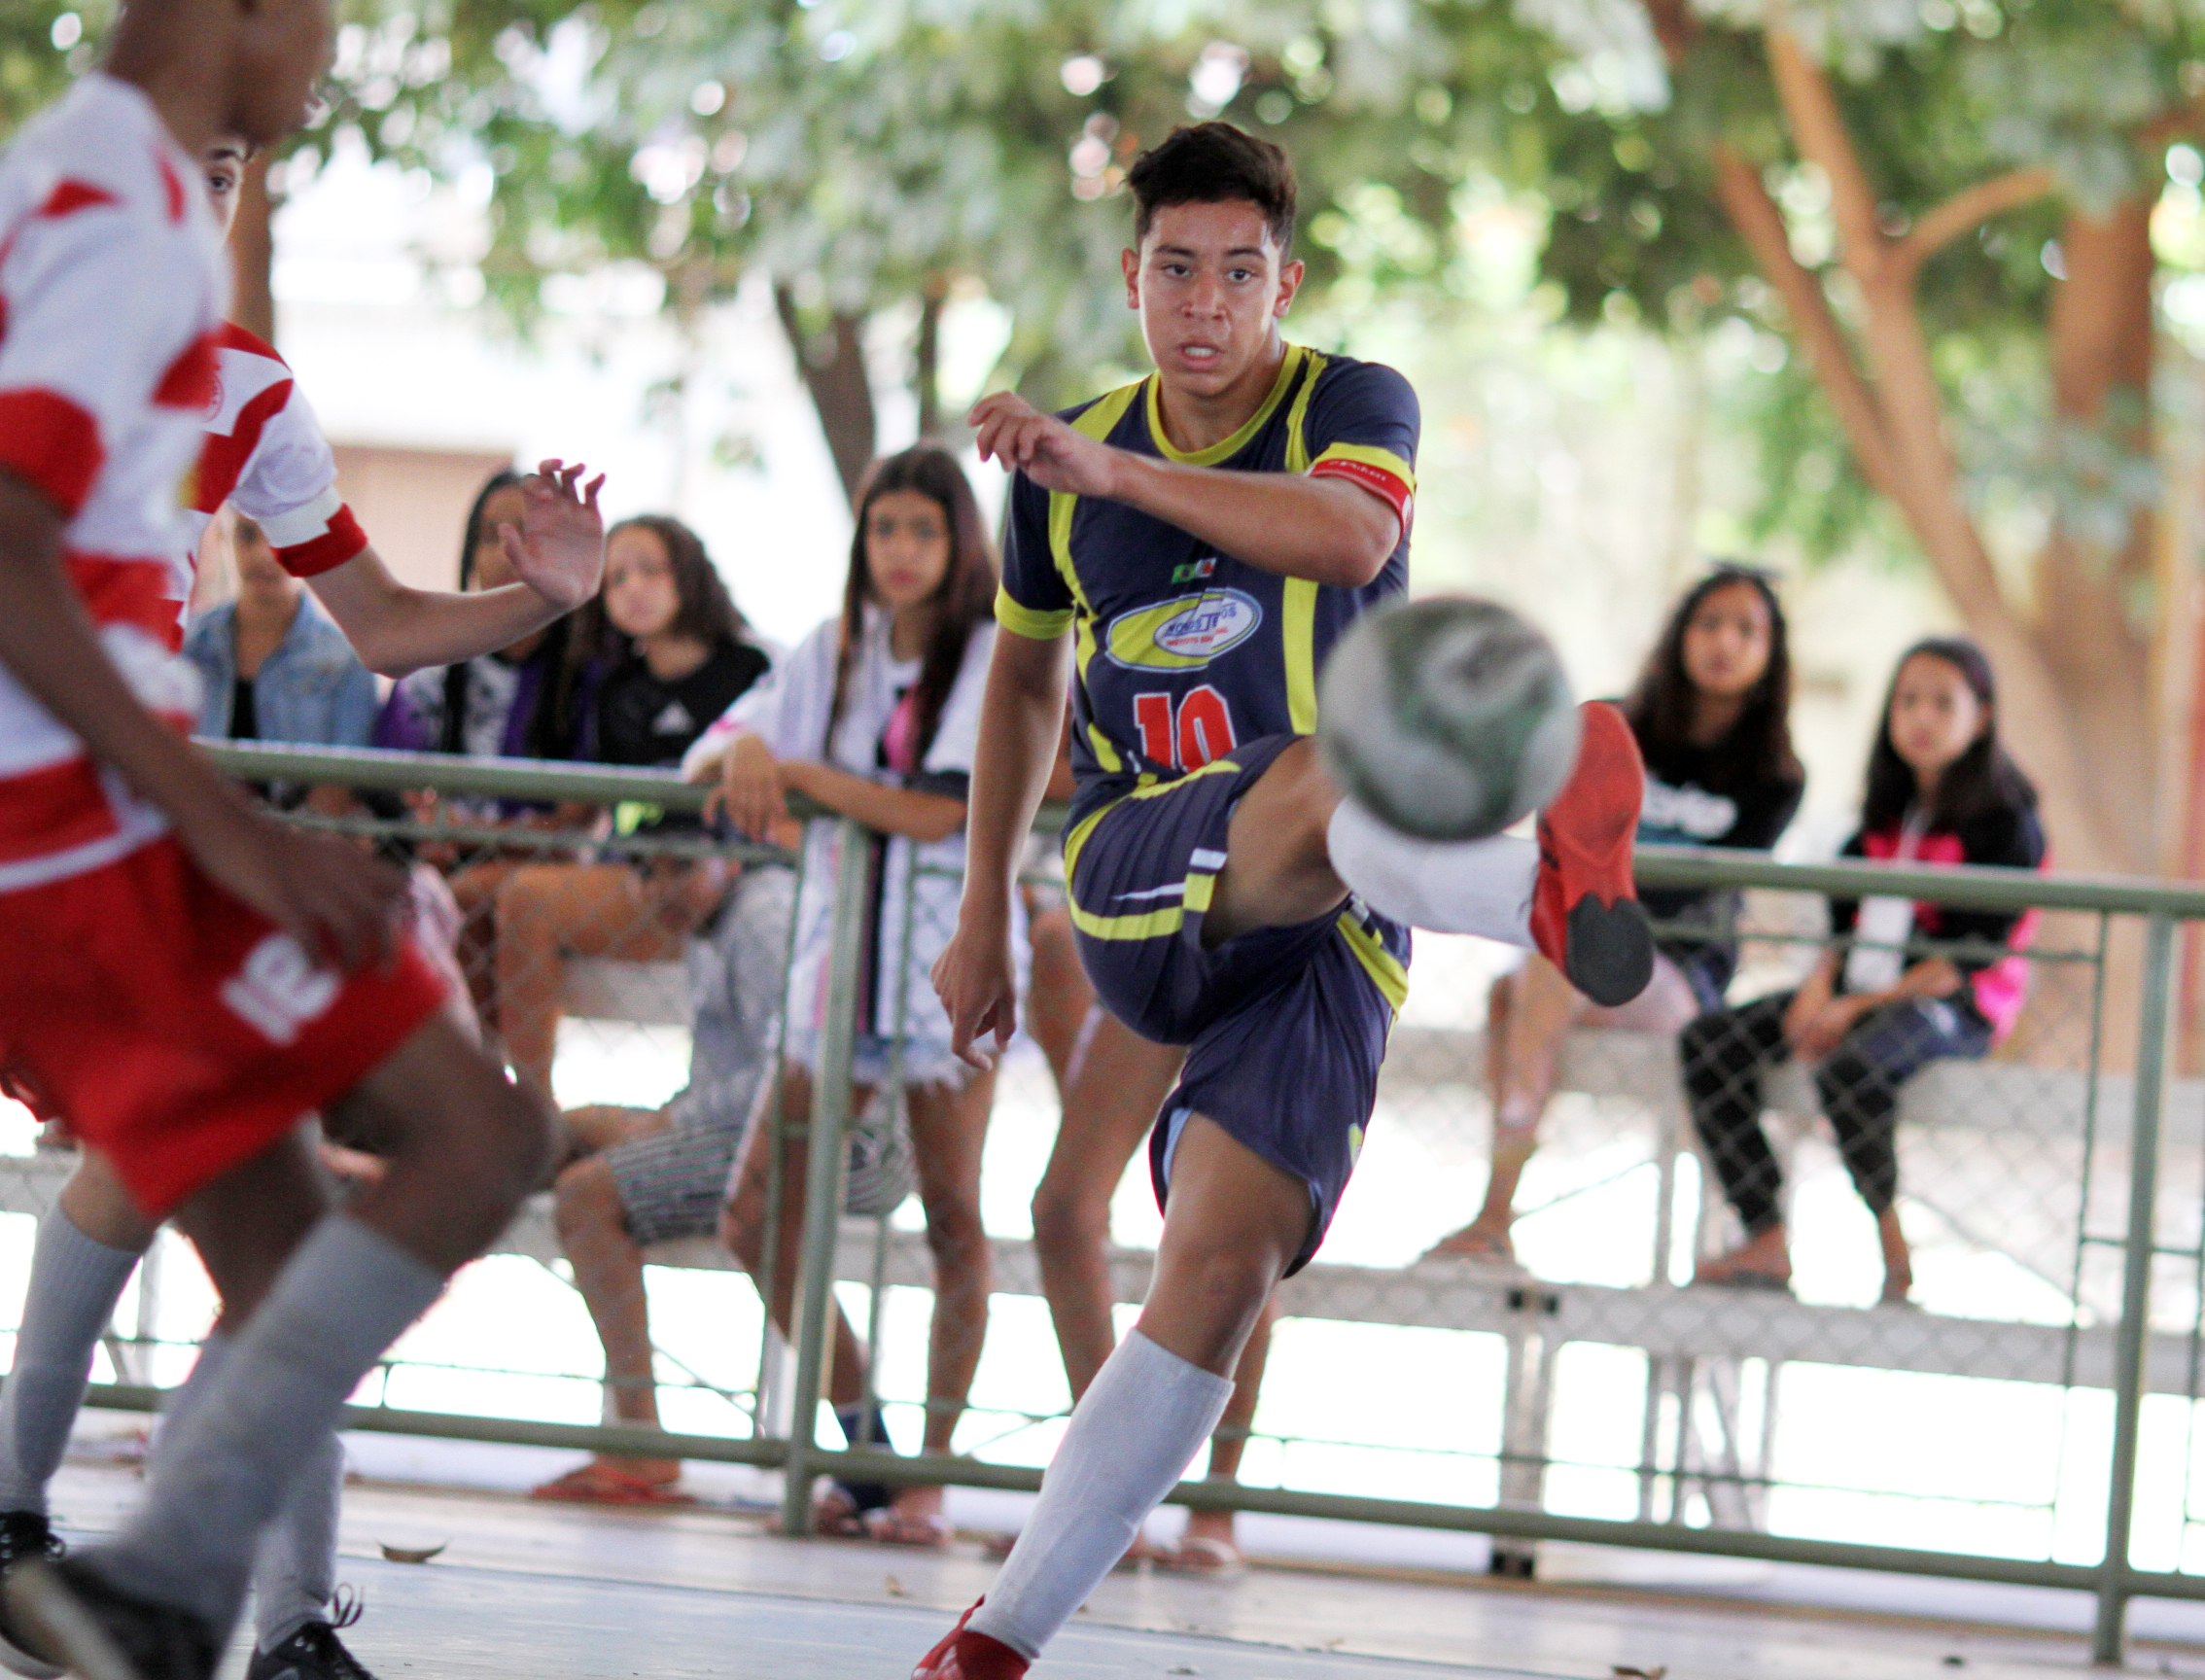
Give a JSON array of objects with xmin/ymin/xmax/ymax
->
[{"xmin": 0, "ymin": 2, "xmax": 104, "ymax": 134}]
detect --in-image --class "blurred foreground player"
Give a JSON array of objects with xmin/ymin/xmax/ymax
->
[
  {"xmin": 0, "ymin": 4, "xmax": 561, "ymax": 1677},
  {"xmin": 919, "ymin": 122, "xmax": 1653, "ymax": 1677},
  {"xmin": 0, "ymin": 132, "xmax": 605, "ymax": 1680}
]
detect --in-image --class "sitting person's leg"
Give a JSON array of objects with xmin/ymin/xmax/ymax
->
[
  {"xmin": 1680, "ymin": 993, "xmax": 1798, "ymax": 1285},
  {"xmin": 495, "ymin": 860, "xmax": 727, "ymax": 1099},
  {"xmin": 1433, "ymin": 954, "xmax": 1707, "ymax": 1264},
  {"xmin": 870, "ymin": 1069, "xmax": 998, "ymax": 1547},
  {"xmin": 1815, "ymin": 997, "xmax": 1992, "ymax": 1305},
  {"xmin": 718, "ymin": 1064, "xmax": 883, "ymax": 1531}
]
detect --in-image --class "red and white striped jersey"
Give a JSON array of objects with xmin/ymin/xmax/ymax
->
[
  {"xmin": 0, "ymin": 74, "xmax": 226, "ymax": 891},
  {"xmin": 185, "ymin": 324, "xmax": 368, "ymax": 602}
]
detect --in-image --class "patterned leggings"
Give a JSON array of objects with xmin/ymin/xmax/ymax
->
[{"xmin": 1679, "ymin": 991, "xmax": 1992, "ymax": 1235}]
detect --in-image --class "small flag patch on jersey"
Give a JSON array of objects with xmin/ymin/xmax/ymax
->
[{"xmin": 1171, "ymin": 557, "xmax": 1217, "ymax": 583}]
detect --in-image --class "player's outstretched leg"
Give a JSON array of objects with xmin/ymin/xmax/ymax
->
[
  {"xmin": 1326, "ymin": 701, "xmax": 1654, "ymax": 1006},
  {"xmin": 914, "ymin": 1118, "xmax": 1299, "ymax": 1679},
  {"xmin": 3, "ymin": 1019, "xmax": 551, "ymax": 1680}
]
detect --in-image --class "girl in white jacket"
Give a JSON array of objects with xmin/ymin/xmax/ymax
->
[{"xmin": 687, "ymin": 444, "xmax": 1018, "ymax": 1546}]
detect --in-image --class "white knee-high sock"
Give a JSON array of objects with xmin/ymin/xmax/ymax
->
[
  {"xmin": 1327, "ymin": 798, "xmax": 1538, "ymax": 945},
  {"xmin": 969, "ymin": 1331, "xmax": 1232, "ymax": 1660},
  {"xmin": 86, "ymin": 1215, "xmax": 441, "ymax": 1634},
  {"xmin": 0, "ymin": 1209, "xmax": 141, "ymax": 1515},
  {"xmin": 253, "ymin": 1431, "xmax": 342, "ymax": 1650}
]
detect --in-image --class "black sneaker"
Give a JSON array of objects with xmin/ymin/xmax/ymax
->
[
  {"xmin": 244, "ymin": 1592, "xmax": 375, "ymax": 1680},
  {"xmin": 2, "ymin": 1556, "xmax": 219, "ymax": 1680},
  {"xmin": 0, "ymin": 1515, "xmax": 61, "ymax": 1572}
]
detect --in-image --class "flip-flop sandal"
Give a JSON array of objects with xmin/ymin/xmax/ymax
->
[
  {"xmin": 813, "ymin": 1486, "xmax": 873, "ymax": 1538},
  {"xmin": 1153, "ymin": 1535, "xmax": 1246, "ymax": 1578},
  {"xmin": 864, "ymin": 1508, "xmax": 951, "ymax": 1549},
  {"xmin": 1696, "ymin": 1268, "xmax": 1793, "ymax": 1295},
  {"xmin": 529, "ymin": 1463, "xmax": 697, "ymax": 1506},
  {"xmin": 1421, "ymin": 1230, "xmax": 1520, "ymax": 1267}
]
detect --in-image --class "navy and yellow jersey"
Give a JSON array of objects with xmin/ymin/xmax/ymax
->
[{"xmin": 997, "ymin": 344, "xmax": 1418, "ymax": 823}]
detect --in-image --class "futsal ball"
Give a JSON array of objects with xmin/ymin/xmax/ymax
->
[{"xmin": 1318, "ymin": 596, "xmax": 1580, "ymax": 842}]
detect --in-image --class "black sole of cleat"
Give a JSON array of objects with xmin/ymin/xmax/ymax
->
[{"xmin": 1562, "ymin": 894, "xmax": 1654, "ymax": 1008}]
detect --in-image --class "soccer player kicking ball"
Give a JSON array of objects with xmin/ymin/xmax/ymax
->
[
  {"xmin": 0, "ymin": 3, "xmax": 564, "ymax": 1676},
  {"xmin": 0, "ymin": 130, "xmax": 606, "ymax": 1680},
  {"xmin": 919, "ymin": 122, "xmax": 1653, "ymax": 1679}
]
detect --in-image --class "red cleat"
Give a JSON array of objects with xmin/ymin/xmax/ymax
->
[
  {"xmin": 911, "ymin": 1601, "xmax": 1029, "ymax": 1680},
  {"xmin": 1530, "ymin": 701, "xmax": 1654, "ymax": 1008}
]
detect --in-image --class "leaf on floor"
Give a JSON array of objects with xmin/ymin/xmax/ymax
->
[
  {"xmin": 378, "ymin": 1541, "xmax": 447, "ymax": 1564},
  {"xmin": 885, "ymin": 1576, "xmax": 908, "ymax": 1597},
  {"xmin": 1611, "ymin": 1667, "xmax": 1667, "ymax": 1679}
]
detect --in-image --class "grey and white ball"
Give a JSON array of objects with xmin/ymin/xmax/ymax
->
[{"xmin": 1318, "ymin": 596, "xmax": 1580, "ymax": 842}]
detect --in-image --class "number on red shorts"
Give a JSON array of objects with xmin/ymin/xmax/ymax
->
[
  {"xmin": 1131, "ymin": 686, "xmax": 1238, "ymax": 772},
  {"xmin": 221, "ymin": 933, "xmax": 340, "ymax": 1046}
]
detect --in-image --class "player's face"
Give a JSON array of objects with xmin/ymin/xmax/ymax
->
[
  {"xmin": 604, "ymin": 525, "xmax": 682, "ymax": 642},
  {"xmin": 1680, "ymin": 579, "xmax": 1772, "ymax": 703},
  {"xmin": 203, "ymin": 143, "xmax": 248, "ymax": 240},
  {"xmin": 864, "ymin": 488, "xmax": 953, "ymax": 612},
  {"xmin": 1887, "ymin": 652, "xmax": 1986, "ymax": 787},
  {"xmin": 1123, "ymin": 200, "xmax": 1304, "ymax": 399},
  {"xmin": 470, "ymin": 485, "xmax": 529, "ymax": 591},
  {"xmin": 227, "ymin": 0, "xmax": 334, "ymax": 148}
]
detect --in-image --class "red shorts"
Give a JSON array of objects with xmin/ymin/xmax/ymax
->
[{"xmin": 0, "ymin": 834, "xmax": 446, "ymax": 1218}]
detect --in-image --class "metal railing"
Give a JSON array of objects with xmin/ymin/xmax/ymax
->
[{"xmin": 11, "ymin": 740, "xmax": 2205, "ymax": 1662}]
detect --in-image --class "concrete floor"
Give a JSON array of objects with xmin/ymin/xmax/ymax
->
[{"xmin": 41, "ymin": 1457, "xmax": 2205, "ymax": 1679}]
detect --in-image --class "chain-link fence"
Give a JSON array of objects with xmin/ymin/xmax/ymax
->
[{"xmin": 7, "ymin": 742, "xmax": 2205, "ymax": 1661}]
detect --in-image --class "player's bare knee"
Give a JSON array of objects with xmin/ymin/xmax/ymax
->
[{"xmin": 1031, "ymin": 1180, "xmax": 1107, "ymax": 1258}]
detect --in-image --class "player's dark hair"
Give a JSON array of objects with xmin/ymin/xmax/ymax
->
[
  {"xmin": 1862, "ymin": 637, "xmax": 2037, "ymax": 834},
  {"xmin": 1127, "ymin": 122, "xmax": 1296, "ymax": 253},
  {"xmin": 442, "ymin": 467, "xmax": 578, "ymax": 760},
  {"xmin": 1624, "ymin": 565, "xmax": 1800, "ymax": 796},
  {"xmin": 830, "ymin": 446, "xmax": 998, "ymax": 766}
]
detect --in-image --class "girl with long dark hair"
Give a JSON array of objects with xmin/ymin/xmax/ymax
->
[
  {"xmin": 1427, "ymin": 567, "xmax": 1805, "ymax": 1268},
  {"xmin": 491, "ymin": 513, "xmax": 771, "ymax": 1099},
  {"xmin": 685, "ymin": 444, "xmax": 1010, "ymax": 1547},
  {"xmin": 1683, "ymin": 637, "xmax": 2046, "ymax": 1302}
]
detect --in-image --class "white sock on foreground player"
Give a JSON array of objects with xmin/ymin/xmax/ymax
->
[
  {"xmin": 0, "ymin": 1203, "xmax": 353, "ymax": 1653},
  {"xmin": 1324, "ymin": 799, "xmax": 1537, "ymax": 944}
]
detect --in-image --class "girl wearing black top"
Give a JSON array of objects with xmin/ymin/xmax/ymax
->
[
  {"xmin": 1685, "ymin": 638, "xmax": 2046, "ymax": 1303},
  {"xmin": 1428, "ymin": 569, "xmax": 1805, "ymax": 1268},
  {"xmin": 494, "ymin": 515, "xmax": 768, "ymax": 1098}
]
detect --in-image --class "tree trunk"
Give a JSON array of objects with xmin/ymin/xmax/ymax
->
[
  {"xmin": 915, "ymin": 280, "xmax": 946, "ymax": 442},
  {"xmin": 229, "ymin": 152, "xmax": 276, "ymax": 344},
  {"xmin": 772, "ymin": 283, "xmax": 876, "ymax": 505},
  {"xmin": 2036, "ymin": 199, "xmax": 2159, "ymax": 871}
]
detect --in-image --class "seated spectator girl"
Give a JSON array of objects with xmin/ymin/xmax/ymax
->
[
  {"xmin": 493, "ymin": 515, "xmax": 770, "ymax": 1098},
  {"xmin": 687, "ymin": 443, "xmax": 1011, "ymax": 1550},
  {"xmin": 375, "ymin": 469, "xmax": 591, "ymax": 1027},
  {"xmin": 186, "ymin": 509, "xmax": 378, "ymax": 753},
  {"xmin": 1426, "ymin": 567, "xmax": 1805, "ymax": 1268},
  {"xmin": 1683, "ymin": 637, "xmax": 2046, "ymax": 1304}
]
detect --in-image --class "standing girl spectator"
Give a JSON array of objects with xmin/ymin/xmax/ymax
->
[
  {"xmin": 1427, "ymin": 567, "xmax": 1805, "ymax": 1268},
  {"xmin": 375, "ymin": 470, "xmax": 591, "ymax": 1028},
  {"xmin": 689, "ymin": 444, "xmax": 1007, "ymax": 1549},
  {"xmin": 493, "ymin": 514, "xmax": 770, "ymax": 1098},
  {"xmin": 1683, "ymin": 637, "xmax": 2046, "ymax": 1303}
]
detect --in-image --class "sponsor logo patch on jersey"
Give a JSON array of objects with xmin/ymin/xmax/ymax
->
[{"xmin": 1104, "ymin": 587, "xmax": 1263, "ymax": 670}]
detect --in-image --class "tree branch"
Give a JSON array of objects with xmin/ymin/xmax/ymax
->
[
  {"xmin": 1892, "ymin": 166, "xmax": 2057, "ymax": 276},
  {"xmin": 1762, "ymin": 26, "xmax": 1891, "ymax": 289},
  {"xmin": 1711, "ymin": 145, "xmax": 1906, "ymax": 506}
]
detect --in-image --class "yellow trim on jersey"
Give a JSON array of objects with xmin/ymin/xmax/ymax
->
[
  {"xmin": 1047, "ymin": 383, "xmax": 1145, "ymax": 775},
  {"xmin": 1335, "ymin": 910, "xmax": 1410, "ymax": 1014},
  {"xmin": 1143, "ymin": 345, "xmax": 1310, "ymax": 467},
  {"xmin": 994, "ymin": 585, "xmax": 1071, "ymax": 641},
  {"xmin": 1282, "ymin": 349, "xmax": 1327, "ymax": 472},
  {"xmin": 1282, "ymin": 577, "xmax": 1319, "ymax": 734},
  {"xmin": 1062, "ymin": 756, "xmax": 1245, "ymax": 941},
  {"xmin": 1311, "ymin": 439, "xmax": 1417, "ymax": 497}
]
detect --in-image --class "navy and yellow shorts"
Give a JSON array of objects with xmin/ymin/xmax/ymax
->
[{"xmin": 1064, "ymin": 733, "xmax": 1411, "ymax": 1274}]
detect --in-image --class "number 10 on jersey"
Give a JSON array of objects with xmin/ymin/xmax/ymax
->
[{"xmin": 1133, "ymin": 684, "xmax": 1237, "ymax": 773}]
